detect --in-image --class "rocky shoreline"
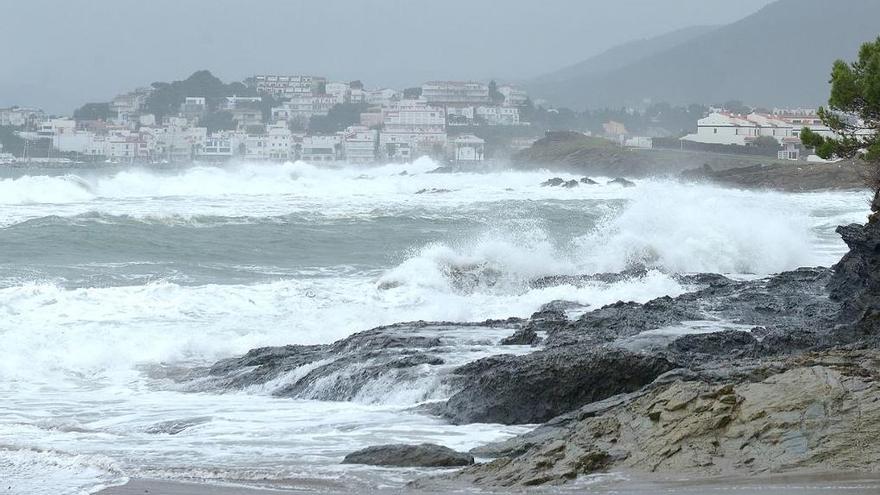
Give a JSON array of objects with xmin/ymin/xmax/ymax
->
[
  {"xmin": 512, "ymin": 132, "xmax": 868, "ymax": 192},
  {"xmin": 187, "ymin": 219, "xmax": 880, "ymax": 488}
]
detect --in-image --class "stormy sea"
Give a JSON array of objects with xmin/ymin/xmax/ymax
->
[{"xmin": 0, "ymin": 159, "xmax": 871, "ymax": 494}]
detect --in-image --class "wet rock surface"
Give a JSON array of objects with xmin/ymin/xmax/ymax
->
[
  {"xmin": 184, "ymin": 320, "xmax": 527, "ymax": 403},
  {"xmin": 342, "ymin": 444, "xmax": 474, "ymax": 468},
  {"xmin": 607, "ymin": 177, "xmax": 636, "ymax": 187}
]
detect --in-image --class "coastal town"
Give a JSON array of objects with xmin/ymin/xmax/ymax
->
[{"xmin": 0, "ymin": 71, "xmax": 861, "ymax": 167}]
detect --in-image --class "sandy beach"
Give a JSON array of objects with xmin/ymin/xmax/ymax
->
[{"xmin": 97, "ymin": 473, "xmax": 880, "ymax": 495}]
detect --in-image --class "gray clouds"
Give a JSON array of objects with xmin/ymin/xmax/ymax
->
[{"xmin": 0, "ymin": 0, "xmax": 774, "ymax": 113}]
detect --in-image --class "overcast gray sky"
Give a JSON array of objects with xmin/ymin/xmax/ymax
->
[{"xmin": 1, "ymin": 0, "xmax": 775, "ymax": 113}]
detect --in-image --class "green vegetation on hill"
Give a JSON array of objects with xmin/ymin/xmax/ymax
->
[
  {"xmin": 73, "ymin": 102, "xmax": 116, "ymax": 121},
  {"xmin": 146, "ymin": 70, "xmax": 254, "ymax": 121},
  {"xmin": 309, "ymin": 103, "xmax": 370, "ymax": 134}
]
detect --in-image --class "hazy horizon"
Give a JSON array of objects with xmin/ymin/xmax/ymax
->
[{"xmin": 2, "ymin": 0, "xmax": 774, "ymax": 113}]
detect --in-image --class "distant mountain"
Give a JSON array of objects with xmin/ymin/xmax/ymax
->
[
  {"xmin": 528, "ymin": 0, "xmax": 880, "ymax": 110},
  {"xmin": 530, "ymin": 25, "xmax": 718, "ymax": 85}
]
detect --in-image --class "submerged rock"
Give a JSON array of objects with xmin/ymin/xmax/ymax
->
[
  {"xmin": 579, "ymin": 177, "xmax": 598, "ymax": 185},
  {"xmin": 607, "ymin": 177, "xmax": 636, "ymax": 187},
  {"xmin": 189, "ymin": 320, "xmax": 522, "ymax": 403},
  {"xmin": 343, "ymin": 443, "xmax": 474, "ymax": 467},
  {"xmin": 540, "ymin": 177, "xmax": 565, "ymax": 187},
  {"xmin": 562, "ymin": 180, "xmax": 579, "ymax": 188},
  {"xmin": 499, "ymin": 327, "xmax": 541, "ymax": 346}
]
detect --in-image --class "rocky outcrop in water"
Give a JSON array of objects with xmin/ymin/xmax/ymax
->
[
  {"xmin": 200, "ymin": 212, "xmax": 880, "ymax": 489},
  {"xmin": 343, "ymin": 444, "xmax": 474, "ymax": 467},
  {"xmin": 607, "ymin": 177, "xmax": 636, "ymax": 187},
  {"xmin": 416, "ymin": 219, "xmax": 880, "ymax": 488},
  {"xmin": 185, "ymin": 321, "xmax": 528, "ymax": 403},
  {"xmin": 438, "ymin": 348, "xmax": 674, "ymax": 425}
]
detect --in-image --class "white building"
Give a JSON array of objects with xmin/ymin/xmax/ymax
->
[
  {"xmin": 200, "ymin": 133, "xmax": 238, "ymax": 160},
  {"xmin": 422, "ymin": 81, "xmax": 490, "ymax": 105},
  {"xmin": 0, "ymin": 107, "xmax": 45, "ymax": 128},
  {"xmin": 499, "ymin": 86, "xmax": 529, "ymax": 107},
  {"xmin": 252, "ymin": 75, "xmax": 326, "ymax": 98},
  {"xmin": 224, "ymin": 96, "xmax": 262, "ymax": 110},
  {"xmin": 383, "ymin": 102, "xmax": 446, "ymax": 127},
  {"xmin": 681, "ymin": 111, "xmax": 833, "ymax": 150},
  {"xmin": 452, "ymin": 134, "xmax": 485, "ymax": 163},
  {"xmin": 325, "ymin": 82, "xmax": 350, "ymax": 104},
  {"xmin": 267, "ymin": 123, "xmax": 293, "ymax": 160},
  {"xmin": 111, "ymin": 88, "xmax": 151, "ymax": 123},
  {"xmin": 476, "ymin": 106, "xmax": 520, "ymax": 126},
  {"xmin": 301, "ymin": 135, "xmax": 341, "ymax": 162},
  {"xmin": 180, "ymin": 97, "xmax": 207, "ymax": 122},
  {"xmin": 342, "ymin": 126, "xmax": 377, "ymax": 163},
  {"xmin": 245, "ymin": 134, "xmax": 270, "ymax": 160},
  {"xmin": 366, "ymin": 88, "xmax": 401, "ymax": 107},
  {"xmin": 39, "ymin": 118, "xmax": 76, "ymax": 139}
]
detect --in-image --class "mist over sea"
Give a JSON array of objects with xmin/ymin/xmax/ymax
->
[{"xmin": 0, "ymin": 159, "xmax": 870, "ymax": 494}]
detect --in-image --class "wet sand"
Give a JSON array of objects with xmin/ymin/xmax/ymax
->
[{"xmin": 98, "ymin": 472, "xmax": 880, "ymax": 495}]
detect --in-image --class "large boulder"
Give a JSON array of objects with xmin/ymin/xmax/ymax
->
[
  {"xmin": 540, "ymin": 177, "xmax": 565, "ymax": 187},
  {"xmin": 342, "ymin": 444, "xmax": 474, "ymax": 467},
  {"xmin": 439, "ymin": 347, "xmax": 675, "ymax": 425},
  {"xmin": 828, "ymin": 221, "xmax": 880, "ymax": 339}
]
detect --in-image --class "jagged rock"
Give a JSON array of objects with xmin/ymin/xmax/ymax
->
[
  {"xmin": 607, "ymin": 177, "xmax": 635, "ymax": 187},
  {"xmin": 144, "ymin": 416, "xmax": 212, "ymax": 435},
  {"xmin": 449, "ymin": 349, "xmax": 880, "ymax": 487},
  {"xmin": 500, "ymin": 327, "xmax": 541, "ymax": 346},
  {"xmin": 562, "ymin": 180, "xmax": 579, "ymax": 188},
  {"xmin": 828, "ymin": 221, "xmax": 880, "ymax": 338},
  {"xmin": 579, "ymin": 177, "xmax": 598, "ymax": 185},
  {"xmin": 439, "ymin": 347, "xmax": 675, "ymax": 425},
  {"xmin": 187, "ymin": 321, "xmax": 520, "ymax": 403},
  {"xmin": 343, "ymin": 444, "xmax": 474, "ymax": 467},
  {"xmin": 540, "ymin": 177, "xmax": 565, "ymax": 187},
  {"xmin": 530, "ymin": 267, "xmax": 649, "ymax": 289}
]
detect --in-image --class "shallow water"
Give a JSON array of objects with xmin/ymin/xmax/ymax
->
[{"xmin": 0, "ymin": 159, "xmax": 871, "ymax": 494}]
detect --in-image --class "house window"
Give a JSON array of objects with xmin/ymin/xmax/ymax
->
[{"xmin": 714, "ymin": 128, "xmax": 717, "ymax": 134}]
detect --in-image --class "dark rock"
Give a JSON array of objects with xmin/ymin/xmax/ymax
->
[
  {"xmin": 343, "ymin": 444, "xmax": 474, "ymax": 467},
  {"xmin": 828, "ymin": 222, "xmax": 880, "ymax": 339},
  {"xmin": 580, "ymin": 177, "xmax": 598, "ymax": 185},
  {"xmin": 540, "ymin": 177, "xmax": 565, "ymax": 187},
  {"xmin": 530, "ymin": 267, "xmax": 648, "ymax": 289},
  {"xmin": 191, "ymin": 321, "xmax": 521, "ymax": 402},
  {"xmin": 607, "ymin": 177, "xmax": 635, "ymax": 187},
  {"xmin": 144, "ymin": 416, "xmax": 212, "ymax": 435},
  {"xmin": 439, "ymin": 347, "xmax": 675, "ymax": 425},
  {"xmin": 415, "ymin": 188, "xmax": 452, "ymax": 194},
  {"xmin": 500, "ymin": 327, "xmax": 541, "ymax": 346},
  {"xmin": 562, "ymin": 180, "xmax": 579, "ymax": 188}
]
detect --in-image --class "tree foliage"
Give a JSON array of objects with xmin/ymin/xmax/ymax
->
[
  {"xmin": 73, "ymin": 102, "xmax": 116, "ymax": 121},
  {"xmin": 145, "ymin": 70, "xmax": 256, "ymax": 121},
  {"xmin": 489, "ymin": 80, "xmax": 505, "ymax": 105},
  {"xmin": 403, "ymin": 87, "xmax": 422, "ymax": 100},
  {"xmin": 801, "ymin": 37, "xmax": 880, "ymax": 212},
  {"xmin": 309, "ymin": 103, "xmax": 369, "ymax": 134},
  {"xmin": 200, "ymin": 111, "xmax": 237, "ymax": 133}
]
